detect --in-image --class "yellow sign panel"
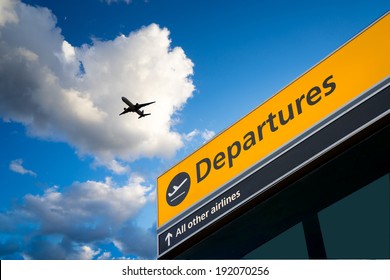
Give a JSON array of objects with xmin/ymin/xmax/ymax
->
[{"xmin": 157, "ymin": 13, "xmax": 390, "ymax": 227}]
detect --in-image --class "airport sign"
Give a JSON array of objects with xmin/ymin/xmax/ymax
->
[{"xmin": 157, "ymin": 13, "xmax": 390, "ymax": 232}]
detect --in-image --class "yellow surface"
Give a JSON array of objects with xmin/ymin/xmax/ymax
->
[{"xmin": 158, "ymin": 13, "xmax": 390, "ymax": 227}]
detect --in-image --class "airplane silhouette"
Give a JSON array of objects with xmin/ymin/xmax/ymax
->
[
  {"xmin": 119, "ymin": 96, "xmax": 155, "ymax": 119},
  {"xmin": 168, "ymin": 178, "xmax": 188, "ymax": 198}
]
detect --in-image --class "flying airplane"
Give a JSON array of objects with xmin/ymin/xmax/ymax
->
[{"xmin": 119, "ymin": 96, "xmax": 155, "ymax": 119}]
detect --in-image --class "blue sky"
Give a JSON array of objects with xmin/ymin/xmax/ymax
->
[{"xmin": 0, "ymin": 0, "xmax": 389, "ymax": 260}]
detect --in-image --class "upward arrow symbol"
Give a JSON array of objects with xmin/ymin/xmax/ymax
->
[{"xmin": 165, "ymin": 232, "xmax": 173, "ymax": 247}]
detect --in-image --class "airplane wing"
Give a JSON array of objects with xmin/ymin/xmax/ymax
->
[
  {"xmin": 119, "ymin": 109, "xmax": 129, "ymax": 116},
  {"xmin": 136, "ymin": 101, "xmax": 156, "ymax": 109}
]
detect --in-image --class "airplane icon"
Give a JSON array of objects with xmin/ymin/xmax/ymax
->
[
  {"xmin": 119, "ymin": 96, "xmax": 155, "ymax": 119},
  {"xmin": 168, "ymin": 177, "xmax": 188, "ymax": 198},
  {"xmin": 166, "ymin": 172, "xmax": 191, "ymax": 206}
]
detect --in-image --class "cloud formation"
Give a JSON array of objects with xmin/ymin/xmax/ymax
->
[
  {"xmin": 0, "ymin": 1, "xmax": 195, "ymax": 171},
  {"xmin": 0, "ymin": 176, "xmax": 156, "ymax": 259},
  {"xmin": 0, "ymin": 0, "xmax": 18, "ymax": 26},
  {"xmin": 9, "ymin": 159, "xmax": 37, "ymax": 176}
]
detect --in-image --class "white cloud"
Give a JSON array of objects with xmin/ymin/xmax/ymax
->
[
  {"xmin": 9, "ymin": 159, "xmax": 37, "ymax": 176},
  {"xmin": 97, "ymin": 251, "xmax": 112, "ymax": 260},
  {"xmin": 182, "ymin": 128, "xmax": 216, "ymax": 143},
  {"xmin": 201, "ymin": 129, "xmax": 216, "ymax": 142},
  {"xmin": 60, "ymin": 40, "xmax": 76, "ymax": 63},
  {"xmin": 23, "ymin": 177, "xmax": 151, "ymax": 234},
  {"xmin": 0, "ymin": 0, "xmax": 18, "ymax": 26},
  {"xmin": 92, "ymin": 158, "xmax": 130, "ymax": 174},
  {"xmin": 0, "ymin": 175, "xmax": 156, "ymax": 259},
  {"xmin": 74, "ymin": 245, "xmax": 101, "ymax": 260},
  {"xmin": 183, "ymin": 129, "xmax": 200, "ymax": 141},
  {"xmin": 180, "ymin": 129, "xmax": 216, "ymax": 156},
  {"xmin": 0, "ymin": 1, "xmax": 195, "ymax": 169}
]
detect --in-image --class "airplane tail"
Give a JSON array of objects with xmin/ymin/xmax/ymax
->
[{"xmin": 138, "ymin": 113, "xmax": 151, "ymax": 119}]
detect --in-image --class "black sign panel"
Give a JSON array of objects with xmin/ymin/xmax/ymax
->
[{"xmin": 159, "ymin": 184, "xmax": 243, "ymax": 255}]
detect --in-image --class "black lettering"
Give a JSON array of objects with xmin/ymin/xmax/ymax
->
[
  {"xmin": 213, "ymin": 152, "xmax": 226, "ymax": 170},
  {"xmin": 196, "ymin": 158, "xmax": 211, "ymax": 183},
  {"xmin": 191, "ymin": 75, "xmax": 337, "ymax": 187},
  {"xmin": 257, "ymin": 121, "xmax": 267, "ymax": 141},
  {"xmin": 266, "ymin": 112, "xmax": 279, "ymax": 132},
  {"xmin": 278, "ymin": 103, "xmax": 295, "ymax": 125},
  {"xmin": 323, "ymin": 74, "xmax": 336, "ymax": 96},
  {"xmin": 295, "ymin": 93, "xmax": 305, "ymax": 115},
  {"xmin": 307, "ymin": 86, "xmax": 322, "ymax": 105},
  {"xmin": 227, "ymin": 141, "xmax": 241, "ymax": 168},
  {"xmin": 243, "ymin": 131, "xmax": 256, "ymax": 150}
]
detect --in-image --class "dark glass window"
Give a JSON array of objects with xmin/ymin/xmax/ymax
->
[
  {"xmin": 243, "ymin": 222, "xmax": 308, "ymax": 259},
  {"xmin": 319, "ymin": 173, "xmax": 390, "ymax": 259},
  {"xmin": 242, "ymin": 173, "xmax": 390, "ymax": 259}
]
